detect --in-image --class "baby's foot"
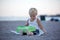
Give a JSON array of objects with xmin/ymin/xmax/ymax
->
[{"xmin": 27, "ymin": 32, "xmax": 33, "ymax": 36}]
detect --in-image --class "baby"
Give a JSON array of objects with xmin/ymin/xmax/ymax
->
[{"xmin": 24, "ymin": 8, "xmax": 47, "ymax": 36}]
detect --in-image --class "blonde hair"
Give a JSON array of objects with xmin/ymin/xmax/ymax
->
[{"xmin": 29, "ymin": 8, "xmax": 37, "ymax": 15}]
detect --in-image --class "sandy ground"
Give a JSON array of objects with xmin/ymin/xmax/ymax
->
[{"xmin": 0, "ymin": 21, "xmax": 60, "ymax": 40}]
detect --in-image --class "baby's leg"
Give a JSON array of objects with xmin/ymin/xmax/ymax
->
[
  {"xmin": 26, "ymin": 30, "xmax": 33, "ymax": 35},
  {"xmin": 32, "ymin": 29, "xmax": 39, "ymax": 35}
]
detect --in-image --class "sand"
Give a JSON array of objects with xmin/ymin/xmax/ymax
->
[{"xmin": 0, "ymin": 21, "xmax": 60, "ymax": 40}]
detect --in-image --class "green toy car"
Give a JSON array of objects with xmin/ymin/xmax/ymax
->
[{"xmin": 16, "ymin": 26, "xmax": 36, "ymax": 33}]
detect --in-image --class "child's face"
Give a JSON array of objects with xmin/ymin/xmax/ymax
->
[{"xmin": 29, "ymin": 11, "xmax": 37, "ymax": 20}]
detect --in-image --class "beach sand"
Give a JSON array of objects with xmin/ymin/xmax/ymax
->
[{"xmin": 0, "ymin": 21, "xmax": 60, "ymax": 40}]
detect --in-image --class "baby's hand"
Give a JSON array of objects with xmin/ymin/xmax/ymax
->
[{"xmin": 44, "ymin": 32, "xmax": 48, "ymax": 35}]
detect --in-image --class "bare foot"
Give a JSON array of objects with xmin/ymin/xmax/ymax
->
[{"xmin": 27, "ymin": 32, "xmax": 33, "ymax": 36}]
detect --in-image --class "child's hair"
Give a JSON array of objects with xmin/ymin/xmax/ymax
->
[{"xmin": 29, "ymin": 8, "xmax": 37, "ymax": 15}]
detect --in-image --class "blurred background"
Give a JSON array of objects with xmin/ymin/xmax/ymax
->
[{"xmin": 0, "ymin": 0, "xmax": 60, "ymax": 21}]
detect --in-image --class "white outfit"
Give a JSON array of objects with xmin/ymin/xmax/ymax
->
[
  {"xmin": 28, "ymin": 18, "xmax": 44, "ymax": 36},
  {"xmin": 28, "ymin": 18, "xmax": 39, "ymax": 29}
]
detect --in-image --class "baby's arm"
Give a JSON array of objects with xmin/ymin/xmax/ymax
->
[
  {"xmin": 25, "ymin": 20, "xmax": 33, "ymax": 35},
  {"xmin": 37, "ymin": 18, "xmax": 47, "ymax": 33}
]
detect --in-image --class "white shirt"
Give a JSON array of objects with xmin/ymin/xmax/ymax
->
[{"xmin": 28, "ymin": 18, "xmax": 40, "ymax": 29}]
